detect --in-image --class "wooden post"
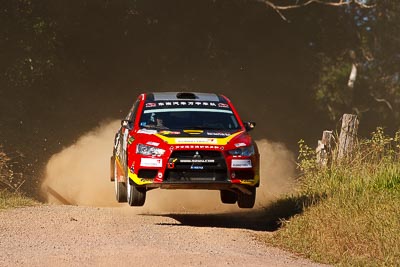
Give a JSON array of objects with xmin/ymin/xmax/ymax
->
[
  {"xmin": 338, "ymin": 114, "xmax": 359, "ymax": 159},
  {"xmin": 316, "ymin": 130, "xmax": 333, "ymax": 167}
]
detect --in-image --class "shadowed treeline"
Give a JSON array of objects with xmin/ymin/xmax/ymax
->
[{"xmin": 0, "ymin": 1, "xmax": 373, "ymax": 194}]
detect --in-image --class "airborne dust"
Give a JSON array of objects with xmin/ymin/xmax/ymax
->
[{"xmin": 41, "ymin": 120, "xmax": 297, "ymax": 212}]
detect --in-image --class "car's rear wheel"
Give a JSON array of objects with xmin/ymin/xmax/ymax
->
[
  {"xmin": 114, "ymin": 158, "xmax": 127, "ymax": 202},
  {"xmin": 237, "ymin": 187, "xmax": 256, "ymax": 208},
  {"xmin": 220, "ymin": 190, "xmax": 237, "ymax": 204},
  {"xmin": 127, "ymin": 178, "xmax": 146, "ymax": 206}
]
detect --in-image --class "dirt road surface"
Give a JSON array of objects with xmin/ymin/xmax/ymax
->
[{"xmin": 0, "ymin": 205, "xmax": 327, "ymax": 267}]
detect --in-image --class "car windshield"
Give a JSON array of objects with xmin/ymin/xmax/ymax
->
[{"xmin": 139, "ymin": 107, "xmax": 241, "ymax": 131}]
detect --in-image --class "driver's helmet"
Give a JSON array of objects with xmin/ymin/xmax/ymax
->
[
  {"xmin": 149, "ymin": 112, "xmax": 157, "ymax": 124},
  {"xmin": 149, "ymin": 112, "xmax": 164, "ymax": 127}
]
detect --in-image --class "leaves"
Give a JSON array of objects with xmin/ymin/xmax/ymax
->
[{"xmin": 312, "ymin": 1, "xmax": 400, "ymax": 129}]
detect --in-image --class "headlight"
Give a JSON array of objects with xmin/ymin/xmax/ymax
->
[
  {"xmin": 228, "ymin": 145, "xmax": 255, "ymax": 157},
  {"xmin": 136, "ymin": 144, "xmax": 166, "ymax": 157}
]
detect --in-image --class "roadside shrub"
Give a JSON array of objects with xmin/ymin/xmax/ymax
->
[
  {"xmin": 0, "ymin": 147, "xmax": 25, "ymax": 191},
  {"xmin": 271, "ymin": 128, "xmax": 400, "ymax": 266},
  {"xmin": 1, "ymin": 147, "xmax": 36, "ymax": 209}
]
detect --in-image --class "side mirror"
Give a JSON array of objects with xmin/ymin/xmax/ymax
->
[
  {"xmin": 121, "ymin": 119, "xmax": 134, "ymax": 130},
  {"xmin": 244, "ymin": 121, "xmax": 256, "ymax": 132}
]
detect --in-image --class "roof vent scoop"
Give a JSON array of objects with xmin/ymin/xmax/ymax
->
[{"xmin": 176, "ymin": 92, "xmax": 197, "ymax": 99}]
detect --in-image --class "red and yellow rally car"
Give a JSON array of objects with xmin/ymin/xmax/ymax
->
[{"xmin": 110, "ymin": 92, "xmax": 260, "ymax": 208}]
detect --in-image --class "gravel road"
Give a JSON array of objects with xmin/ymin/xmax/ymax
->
[{"xmin": 0, "ymin": 205, "xmax": 328, "ymax": 267}]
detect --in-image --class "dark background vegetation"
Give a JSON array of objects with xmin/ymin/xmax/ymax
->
[{"xmin": 0, "ymin": 0, "xmax": 398, "ymax": 194}]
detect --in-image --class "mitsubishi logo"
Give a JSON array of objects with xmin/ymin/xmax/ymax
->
[{"xmin": 193, "ymin": 151, "xmax": 201, "ymax": 159}]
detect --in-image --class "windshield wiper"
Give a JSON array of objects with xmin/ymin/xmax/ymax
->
[
  {"xmin": 184, "ymin": 126, "xmax": 228, "ymax": 131},
  {"xmin": 142, "ymin": 125, "xmax": 169, "ymax": 130}
]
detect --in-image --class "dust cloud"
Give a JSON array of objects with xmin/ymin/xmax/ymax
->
[
  {"xmin": 41, "ymin": 120, "xmax": 121, "ymax": 207},
  {"xmin": 41, "ymin": 120, "xmax": 297, "ymax": 212}
]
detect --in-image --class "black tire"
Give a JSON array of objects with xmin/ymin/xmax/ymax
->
[
  {"xmin": 220, "ymin": 190, "xmax": 237, "ymax": 204},
  {"xmin": 114, "ymin": 158, "xmax": 127, "ymax": 203},
  {"xmin": 127, "ymin": 178, "xmax": 146, "ymax": 206},
  {"xmin": 237, "ymin": 187, "xmax": 256, "ymax": 209}
]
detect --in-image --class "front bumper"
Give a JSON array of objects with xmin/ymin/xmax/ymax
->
[{"xmin": 128, "ymin": 148, "xmax": 259, "ymax": 189}]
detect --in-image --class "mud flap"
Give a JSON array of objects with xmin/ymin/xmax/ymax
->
[{"xmin": 110, "ymin": 155, "xmax": 115, "ymax": 182}]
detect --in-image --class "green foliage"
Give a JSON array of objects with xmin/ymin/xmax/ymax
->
[
  {"xmin": 271, "ymin": 128, "xmax": 400, "ymax": 266},
  {"xmin": 312, "ymin": 2, "xmax": 400, "ymax": 130},
  {"xmin": 314, "ymin": 57, "xmax": 353, "ymax": 121},
  {"xmin": 0, "ymin": 190, "xmax": 37, "ymax": 210},
  {"xmin": 0, "ymin": 147, "xmax": 35, "ymax": 209},
  {"xmin": 297, "ymin": 139, "xmax": 316, "ymax": 173},
  {"xmin": 361, "ymin": 127, "xmax": 399, "ymax": 160}
]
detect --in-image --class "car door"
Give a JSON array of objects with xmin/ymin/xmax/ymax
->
[{"xmin": 119, "ymin": 99, "xmax": 141, "ymax": 173}]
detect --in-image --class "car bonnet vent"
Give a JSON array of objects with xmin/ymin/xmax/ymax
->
[{"xmin": 176, "ymin": 92, "xmax": 197, "ymax": 99}]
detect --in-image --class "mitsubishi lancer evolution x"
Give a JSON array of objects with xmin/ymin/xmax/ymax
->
[{"xmin": 110, "ymin": 92, "xmax": 260, "ymax": 208}]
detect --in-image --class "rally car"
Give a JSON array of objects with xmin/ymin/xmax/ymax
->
[{"xmin": 110, "ymin": 92, "xmax": 260, "ymax": 208}]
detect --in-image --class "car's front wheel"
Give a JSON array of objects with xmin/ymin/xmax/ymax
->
[
  {"xmin": 114, "ymin": 158, "xmax": 127, "ymax": 202},
  {"xmin": 127, "ymin": 178, "xmax": 146, "ymax": 206},
  {"xmin": 237, "ymin": 187, "xmax": 256, "ymax": 208}
]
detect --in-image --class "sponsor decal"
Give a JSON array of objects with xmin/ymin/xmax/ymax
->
[
  {"xmin": 206, "ymin": 132, "xmax": 231, "ymax": 137},
  {"xmin": 140, "ymin": 158, "xmax": 163, "ymax": 167},
  {"xmin": 143, "ymin": 108, "xmax": 232, "ymax": 114},
  {"xmin": 234, "ymin": 142, "xmax": 247, "ymax": 148},
  {"xmin": 180, "ymin": 159, "xmax": 215, "ymax": 163},
  {"xmin": 159, "ymin": 130, "xmax": 181, "ymax": 135},
  {"xmin": 231, "ymin": 159, "xmax": 252, "ymax": 168},
  {"xmin": 150, "ymin": 101, "xmax": 219, "ymax": 107},
  {"xmin": 145, "ymin": 102, "xmax": 157, "ymax": 108},
  {"xmin": 146, "ymin": 141, "xmax": 160, "ymax": 147},
  {"xmin": 137, "ymin": 129, "xmax": 157, "ymax": 134},
  {"xmin": 174, "ymin": 145, "xmax": 220, "ymax": 149},
  {"xmin": 175, "ymin": 138, "xmax": 217, "ymax": 144},
  {"xmin": 128, "ymin": 136, "xmax": 135, "ymax": 145},
  {"xmin": 190, "ymin": 165, "xmax": 204, "ymax": 170},
  {"xmin": 218, "ymin": 103, "xmax": 229, "ymax": 108},
  {"xmin": 183, "ymin": 129, "xmax": 203, "ymax": 134}
]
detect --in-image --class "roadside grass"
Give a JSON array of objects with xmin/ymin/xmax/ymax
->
[
  {"xmin": 0, "ymin": 190, "xmax": 37, "ymax": 210},
  {"xmin": 265, "ymin": 128, "xmax": 400, "ymax": 266},
  {"xmin": 0, "ymin": 148, "xmax": 37, "ymax": 210}
]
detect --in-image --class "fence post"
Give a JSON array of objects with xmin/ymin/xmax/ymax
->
[
  {"xmin": 338, "ymin": 114, "xmax": 359, "ymax": 159},
  {"xmin": 316, "ymin": 130, "xmax": 333, "ymax": 167}
]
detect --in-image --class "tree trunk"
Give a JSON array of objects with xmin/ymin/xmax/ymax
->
[
  {"xmin": 338, "ymin": 114, "xmax": 359, "ymax": 159},
  {"xmin": 316, "ymin": 130, "xmax": 333, "ymax": 167}
]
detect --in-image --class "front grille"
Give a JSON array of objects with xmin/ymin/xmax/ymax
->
[
  {"xmin": 165, "ymin": 150, "xmax": 228, "ymax": 182},
  {"xmin": 165, "ymin": 170, "xmax": 227, "ymax": 182}
]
